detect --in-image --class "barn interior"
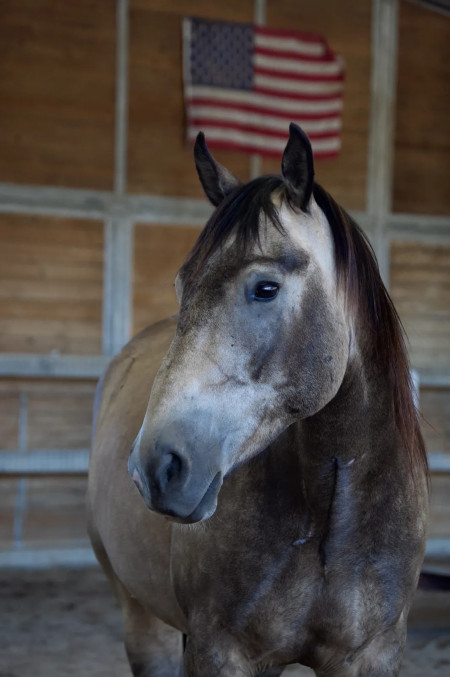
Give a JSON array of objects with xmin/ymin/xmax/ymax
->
[{"xmin": 0, "ymin": 1, "xmax": 449, "ymax": 675}]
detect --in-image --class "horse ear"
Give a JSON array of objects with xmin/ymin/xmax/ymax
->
[
  {"xmin": 281, "ymin": 123, "xmax": 315, "ymax": 211},
  {"xmin": 194, "ymin": 132, "xmax": 241, "ymax": 206}
]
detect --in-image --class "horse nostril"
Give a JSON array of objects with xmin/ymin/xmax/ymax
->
[
  {"xmin": 166, "ymin": 452, "xmax": 182, "ymax": 483},
  {"xmin": 155, "ymin": 451, "xmax": 184, "ymax": 492}
]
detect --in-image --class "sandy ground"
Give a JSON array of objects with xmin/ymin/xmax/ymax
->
[{"xmin": 0, "ymin": 567, "xmax": 449, "ymax": 676}]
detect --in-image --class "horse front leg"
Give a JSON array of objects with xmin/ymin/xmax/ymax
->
[
  {"xmin": 184, "ymin": 635, "xmax": 252, "ymax": 677},
  {"xmin": 316, "ymin": 622, "xmax": 406, "ymax": 677},
  {"xmin": 115, "ymin": 576, "xmax": 184, "ymax": 677},
  {"xmin": 184, "ymin": 637, "xmax": 287, "ymax": 677}
]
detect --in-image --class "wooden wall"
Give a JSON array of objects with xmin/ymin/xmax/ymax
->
[
  {"xmin": 393, "ymin": 1, "xmax": 450, "ymax": 215},
  {"xmin": 390, "ymin": 239, "xmax": 450, "ymax": 539},
  {"xmin": 0, "ymin": 477, "xmax": 88, "ymax": 548},
  {"xmin": 128, "ymin": 0, "xmax": 255, "ymax": 196},
  {"xmin": 0, "ymin": 379, "xmax": 95, "ymax": 551},
  {"xmin": 262, "ymin": 0, "xmax": 371, "ymax": 210},
  {"xmin": 390, "ymin": 241, "xmax": 450, "ymax": 370},
  {"xmin": 126, "ymin": 0, "xmax": 371, "ymax": 209},
  {"xmin": 0, "ymin": 215, "xmax": 103, "ymax": 355},
  {"xmin": 0, "ymin": 379, "xmax": 95, "ymax": 451},
  {"xmin": 133, "ymin": 224, "xmax": 201, "ymax": 333},
  {"xmin": 0, "ymin": 0, "xmax": 447, "ymax": 213},
  {"xmin": 0, "ymin": 1, "xmax": 116, "ymax": 189}
]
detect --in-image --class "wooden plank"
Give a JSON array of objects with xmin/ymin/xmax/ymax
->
[
  {"xmin": 0, "ymin": 545, "xmax": 97, "ymax": 569},
  {"xmin": 0, "ymin": 479, "xmax": 17, "ymax": 550},
  {"xmin": 0, "ymin": 379, "xmax": 97, "ymax": 395},
  {"xmin": 115, "ymin": 0, "xmax": 130, "ymax": 196},
  {"xmin": 133, "ymin": 224, "xmax": 201, "ymax": 333},
  {"xmin": 390, "ymin": 241, "xmax": 450, "ymax": 369},
  {"xmin": 428, "ymin": 474, "xmax": 450, "ymax": 539},
  {"xmin": 127, "ymin": 0, "xmax": 254, "ymax": 196},
  {"xmin": 0, "ymin": 393, "xmax": 19, "ymax": 450},
  {"xmin": 22, "ymin": 478, "xmax": 89, "ymax": 544},
  {"xmin": 0, "ymin": 355, "xmax": 107, "ymax": 379},
  {"xmin": 388, "ymin": 213, "xmax": 450, "ymax": 244},
  {"xmin": 102, "ymin": 217, "xmax": 133, "ymax": 356},
  {"xmin": 0, "ymin": 377, "xmax": 95, "ymax": 454},
  {"xmin": 0, "ymin": 451, "xmax": 90, "ymax": 476},
  {"xmin": 0, "ymin": 0, "xmax": 116, "ymax": 190},
  {"xmin": 428, "ymin": 453, "xmax": 450, "ymax": 473},
  {"xmin": 27, "ymin": 389, "xmax": 95, "ymax": 450},
  {"xmin": 366, "ymin": 0, "xmax": 399, "ymax": 217},
  {"xmin": 0, "ymin": 215, "xmax": 103, "ymax": 355},
  {"xmin": 262, "ymin": 0, "xmax": 371, "ymax": 211},
  {"xmin": 420, "ymin": 388, "xmax": 450, "ymax": 454},
  {"xmin": 393, "ymin": 0, "xmax": 450, "ymax": 215}
]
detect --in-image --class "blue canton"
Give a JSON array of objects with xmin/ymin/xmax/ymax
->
[{"xmin": 189, "ymin": 17, "xmax": 253, "ymax": 91}]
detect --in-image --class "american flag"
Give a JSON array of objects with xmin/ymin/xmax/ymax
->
[{"xmin": 183, "ymin": 17, "xmax": 344, "ymax": 160}]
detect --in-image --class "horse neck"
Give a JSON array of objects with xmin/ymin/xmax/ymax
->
[{"xmin": 296, "ymin": 344, "xmax": 400, "ymax": 508}]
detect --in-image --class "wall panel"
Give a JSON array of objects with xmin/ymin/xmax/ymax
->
[
  {"xmin": 420, "ymin": 388, "xmax": 450, "ymax": 455},
  {"xmin": 0, "ymin": 392, "xmax": 20, "ymax": 450},
  {"xmin": 0, "ymin": 378, "xmax": 96, "ymax": 552},
  {"xmin": 133, "ymin": 224, "xmax": 201, "ymax": 334},
  {"xmin": 22, "ymin": 478, "xmax": 88, "ymax": 546},
  {"xmin": 262, "ymin": 0, "xmax": 371, "ymax": 210},
  {"xmin": 428, "ymin": 475, "xmax": 450, "ymax": 540},
  {"xmin": 0, "ymin": 215, "xmax": 103, "ymax": 355},
  {"xmin": 390, "ymin": 241, "xmax": 450, "ymax": 370},
  {"xmin": 0, "ymin": 480, "xmax": 17, "ymax": 550},
  {"xmin": 127, "ymin": 0, "xmax": 371, "ymax": 209},
  {"xmin": 0, "ymin": 379, "xmax": 96, "ymax": 451},
  {"xmin": 393, "ymin": 1, "xmax": 450, "ymax": 215},
  {"xmin": 127, "ymin": 0, "xmax": 254, "ymax": 196},
  {"xmin": 0, "ymin": 1, "xmax": 116, "ymax": 190}
]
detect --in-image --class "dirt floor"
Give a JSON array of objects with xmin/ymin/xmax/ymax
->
[{"xmin": 0, "ymin": 567, "xmax": 449, "ymax": 677}]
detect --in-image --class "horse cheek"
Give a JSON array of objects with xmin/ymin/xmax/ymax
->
[{"xmin": 282, "ymin": 285, "xmax": 348, "ymax": 417}]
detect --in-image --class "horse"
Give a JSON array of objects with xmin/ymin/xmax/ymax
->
[{"xmin": 87, "ymin": 123, "xmax": 429, "ymax": 677}]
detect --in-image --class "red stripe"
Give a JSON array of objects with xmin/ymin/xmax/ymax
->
[
  {"xmin": 186, "ymin": 97, "xmax": 342, "ymax": 121},
  {"xmin": 189, "ymin": 137, "xmax": 339, "ymax": 160},
  {"xmin": 254, "ymin": 45, "xmax": 333, "ymax": 63},
  {"xmin": 254, "ymin": 66, "xmax": 344, "ymax": 83},
  {"xmin": 254, "ymin": 25, "xmax": 326, "ymax": 44},
  {"xmin": 253, "ymin": 86, "xmax": 341, "ymax": 102},
  {"xmin": 188, "ymin": 119, "xmax": 340, "ymax": 142}
]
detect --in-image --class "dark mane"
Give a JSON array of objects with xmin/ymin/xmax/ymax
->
[
  {"xmin": 183, "ymin": 176, "xmax": 428, "ymax": 481},
  {"xmin": 312, "ymin": 183, "xmax": 428, "ymax": 483}
]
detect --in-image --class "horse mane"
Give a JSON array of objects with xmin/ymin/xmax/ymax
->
[
  {"xmin": 183, "ymin": 176, "xmax": 428, "ymax": 482},
  {"xmin": 312, "ymin": 183, "xmax": 428, "ymax": 483}
]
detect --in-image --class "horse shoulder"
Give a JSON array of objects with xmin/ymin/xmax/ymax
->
[
  {"xmin": 93, "ymin": 317, "xmax": 177, "ymax": 444},
  {"xmin": 87, "ymin": 317, "xmax": 188, "ymax": 627}
]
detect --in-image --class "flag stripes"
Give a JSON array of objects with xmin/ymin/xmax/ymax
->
[{"xmin": 183, "ymin": 18, "xmax": 344, "ymax": 159}]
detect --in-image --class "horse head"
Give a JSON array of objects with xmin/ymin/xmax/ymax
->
[{"xmin": 128, "ymin": 124, "xmax": 352, "ymax": 523}]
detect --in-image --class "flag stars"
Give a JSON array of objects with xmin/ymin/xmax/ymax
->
[{"xmin": 189, "ymin": 17, "xmax": 253, "ymax": 90}]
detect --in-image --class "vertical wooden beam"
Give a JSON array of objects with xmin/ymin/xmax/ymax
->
[
  {"xmin": 102, "ymin": 217, "xmax": 133, "ymax": 356},
  {"xmin": 102, "ymin": 0, "xmax": 133, "ymax": 357},
  {"xmin": 13, "ymin": 394, "xmax": 28, "ymax": 547},
  {"xmin": 250, "ymin": 0, "xmax": 266, "ymax": 179},
  {"xmin": 367, "ymin": 0, "xmax": 400, "ymax": 286},
  {"xmin": 114, "ymin": 0, "xmax": 129, "ymax": 197}
]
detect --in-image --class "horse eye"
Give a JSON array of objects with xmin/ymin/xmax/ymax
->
[{"xmin": 252, "ymin": 281, "xmax": 280, "ymax": 302}]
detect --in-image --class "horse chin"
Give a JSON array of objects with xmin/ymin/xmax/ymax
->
[{"xmin": 154, "ymin": 470, "xmax": 223, "ymax": 525}]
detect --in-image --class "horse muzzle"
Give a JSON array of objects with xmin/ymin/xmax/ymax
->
[{"xmin": 127, "ymin": 430, "xmax": 223, "ymax": 524}]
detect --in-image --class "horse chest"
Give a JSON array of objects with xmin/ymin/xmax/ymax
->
[{"xmin": 173, "ymin": 513, "xmax": 410, "ymax": 671}]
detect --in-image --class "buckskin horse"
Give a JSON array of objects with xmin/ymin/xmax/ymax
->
[{"xmin": 87, "ymin": 124, "xmax": 429, "ymax": 676}]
